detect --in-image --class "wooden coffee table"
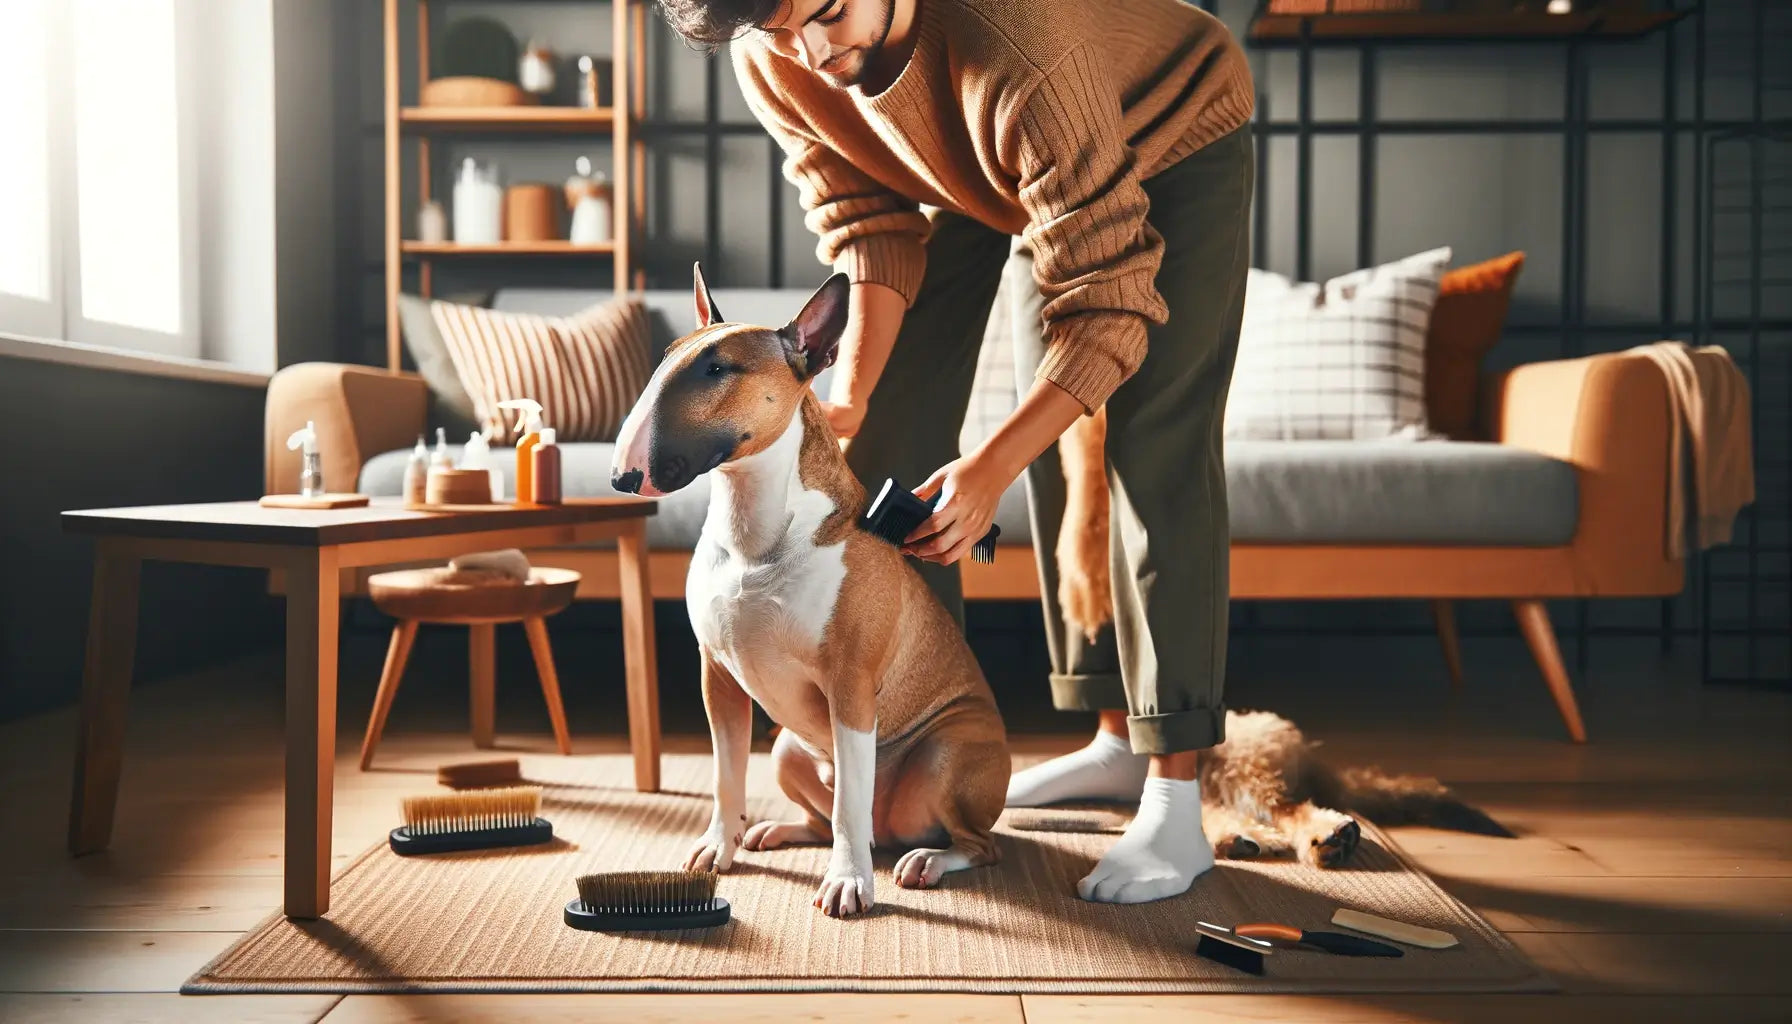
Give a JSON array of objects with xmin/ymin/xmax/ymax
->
[{"xmin": 60, "ymin": 497, "xmax": 659, "ymax": 919}]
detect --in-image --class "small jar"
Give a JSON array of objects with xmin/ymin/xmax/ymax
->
[
  {"xmin": 417, "ymin": 200, "xmax": 447, "ymax": 243},
  {"xmin": 519, "ymin": 40, "xmax": 556, "ymax": 95},
  {"xmin": 576, "ymin": 55, "xmax": 611, "ymax": 109}
]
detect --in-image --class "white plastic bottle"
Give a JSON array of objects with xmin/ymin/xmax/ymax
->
[
  {"xmin": 460, "ymin": 430, "xmax": 505, "ymax": 502},
  {"xmin": 403, "ymin": 434, "xmax": 430, "ymax": 505}
]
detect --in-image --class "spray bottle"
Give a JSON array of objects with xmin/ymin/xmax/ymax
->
[
  {"xmin": 286, "ymin": 421, "xmax": 323, "ymax": 497},
  {"xmin": 496, "ymin": 398, "xmax": 545, "ymax": 506},
  {"xmin": 460, "ymin": 429, "xmax": 504, "ymax": 502}
]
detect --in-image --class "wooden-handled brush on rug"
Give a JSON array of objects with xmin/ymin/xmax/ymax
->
[
  {"xmin": 563, "ymin": 870, "xmax": 732, "ymax": 932},
  {"xmin": 860, "ymin": 477, "xmax": 1000, "ymax": 563},
  {"xmin": 390, "ymin": 786, "xmax": 554, "ymax": 855}
]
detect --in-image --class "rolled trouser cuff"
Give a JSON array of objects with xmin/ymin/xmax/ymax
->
[
  {"xmin": 1049, "ymin": 672, "xmax": 1129, "ymax": 712},
  {"xmin": 1126, "ymin": 705, "xmax": 1227, "ymax": 754}
]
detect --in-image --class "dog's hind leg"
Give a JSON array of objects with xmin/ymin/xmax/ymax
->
[
  {"xmin": 742, "ymin": 727, "xmax": 834, "ymax": 851},
  {"xmin": 886, "ymin": 730, "xmax": 1009, "ymax": 889}
]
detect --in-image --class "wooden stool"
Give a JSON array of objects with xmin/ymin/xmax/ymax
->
[{"xmin": 359, "ymin": 566, "xmax": 581, "ymax": 770}]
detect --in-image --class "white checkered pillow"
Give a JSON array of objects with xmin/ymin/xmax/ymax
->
[{"xmin": 1225, "ymin": 247, "xmax": 1453, "ymax": 440}]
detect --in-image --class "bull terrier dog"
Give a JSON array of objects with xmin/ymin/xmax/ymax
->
[{"xmin": 609, "ymin": 266, "xmax": 1010, "ymax": 918}]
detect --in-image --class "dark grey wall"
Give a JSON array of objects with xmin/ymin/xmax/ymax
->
[{"xmin": 0, "ymin": 359, "xmax": 280, "ymax": 721}]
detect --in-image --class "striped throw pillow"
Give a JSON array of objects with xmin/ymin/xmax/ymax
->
[
  {"xmin": 431, "ymin": 297, "xmax": 653, "ymax": 443},
  {"xmin": 1224, "ymin": 247, "xmax": 1452, "ymax": 441}
]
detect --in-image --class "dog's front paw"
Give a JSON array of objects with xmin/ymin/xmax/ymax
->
[
  {"xmin": 813, "ymin": 854, "xmax": 875, "ymax": 917},
  {"xmin": 682, "ymin": 821, "xmax": 746, "ymax": 873}
]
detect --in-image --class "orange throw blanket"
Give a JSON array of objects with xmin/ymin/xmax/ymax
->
[{"xmin": 1629, "ymin": 341, "xmax": 1756, "ymax": 558}]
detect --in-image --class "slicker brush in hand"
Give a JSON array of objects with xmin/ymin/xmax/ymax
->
[
  {"xmin": 861, "ymin": 477, "xmax": 1000, "ymax": 563},
  {"xmin": 564, "ymin": 870, "xmax": 732, "ymax": 932},
  {"xmin": 390, "ymin": 786, "xmax": 553, "ymax": 855}
]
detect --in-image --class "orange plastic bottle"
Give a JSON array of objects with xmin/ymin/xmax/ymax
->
[{"xmin": 497, "ymin": 399, "xmax": 544, "ymax": 506}]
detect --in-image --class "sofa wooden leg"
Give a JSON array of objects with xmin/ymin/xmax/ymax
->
[
  {"xmin": 1511, "ymin": 599, "xmax": 1588, "ymax": 743},
  {"xmin": 1430, "ymin": 600, "xmax": 1466, "ymax": 691}
]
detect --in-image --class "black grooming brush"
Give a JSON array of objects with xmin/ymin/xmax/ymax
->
[
  {"xmin": 1192, "ymin": 921, "xmax": 1274, "ymax": 975},
  {"xmin": 564, "ymin": 870, "xmax": 732, "ymax": 932},
  {"xmin": 388, "ymin": 786, "xmax": 554, "ymax": 855},
  {"xmin": 861, "ymin": 477, "xmax": 1001, "ymax": 563}
]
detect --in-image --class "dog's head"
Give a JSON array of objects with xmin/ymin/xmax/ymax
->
[{"xmin": 610, "ymin": 264, "xmax": 849, "ymax": 496}]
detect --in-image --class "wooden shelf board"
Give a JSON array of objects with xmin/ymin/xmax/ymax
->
[
  {"xmin": 402, "ymin": 241, "xmax": 617, "ymax": 256},
  {"xmin": 399, "ymin": 106, "xmax": 616, "ymax": 133},
  {"xmin": 1248, "ymin": 10, "xmax": 1689, "ymax": 45}
]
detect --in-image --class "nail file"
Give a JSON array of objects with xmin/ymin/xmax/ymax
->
[{"xmin": 1331, "ymin": 908, "xmax": 1459, "ymax": 950}]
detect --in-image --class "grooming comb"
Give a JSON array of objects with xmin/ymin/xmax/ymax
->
[
  {"xmin": 1192, "ymin": 921, "xmax": 1273, "ymax": 975},
  {"xmin": 861, "ymin": 476, "xmax": 1001, "ymax": 563},
  {"xmin": 1331, "ymin": 908, "xmax": 1459, "ymax": 950},
  {"xmin": 389, "ymin": 786, "xmax": 553, "ymax": 855},
  {"xmin": 564, "ymin": 870, "xmax": 732, "ymax": 932},
  {"xmin": 437, "ymin": 757, "xmax": 525, "ymax": 790}
]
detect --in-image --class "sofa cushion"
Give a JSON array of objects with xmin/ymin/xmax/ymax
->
[
  {"xmin": 360, "ymin": 442, "xmax": 1038, "ymax": 551},
  {"xmin": 1425, "ymin": 252, "xmax": 1526, "ymax": 440},
  {"xmin": 363, "ymin": 439, "xmax": 1575, "ymax": 551},
  {"xmin": 1226, "ymin": 440, "xmax": 1577, "ymax": 546}
]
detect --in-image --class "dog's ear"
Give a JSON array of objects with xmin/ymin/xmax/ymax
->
[
  {"xmin": 692, "ymin": 262, "xmax": 723, "ymax": 328},
  {"xmin": 779, "ymin": 273, "xmax": 849, "ymax": 380}
]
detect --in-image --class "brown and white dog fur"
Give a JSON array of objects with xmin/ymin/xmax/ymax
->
[{"xmin": 610, "ymin": 268, "xmax": 1011, "ymax": 918}]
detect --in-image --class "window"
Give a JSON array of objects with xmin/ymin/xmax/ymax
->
[{"xmin": 0, "ymin": 0, "xmax": 200, "ymax": 359}]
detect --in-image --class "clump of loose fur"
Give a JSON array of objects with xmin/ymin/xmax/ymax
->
[
  {"xmin": 1199, "ymin": 710, "xmax": 1512, "ymax": 868},
  {"xmin": 1055, "ymin": 407, "xmax": 1112, "ymax": 642}
]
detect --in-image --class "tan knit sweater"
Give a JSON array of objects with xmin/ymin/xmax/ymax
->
[{"xmin": 732, "ymin": 0, "xmax": 1255, "ymax": 411}]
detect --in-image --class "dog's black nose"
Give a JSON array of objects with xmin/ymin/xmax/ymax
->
[{"xmin": 611, "ymin": 468, "xmax": 644, "ymax": 494}]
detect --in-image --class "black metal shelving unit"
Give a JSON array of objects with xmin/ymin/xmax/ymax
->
[{"xmin": 1242, "ymin": 0, "xmax": 1788, "ymax": 685}]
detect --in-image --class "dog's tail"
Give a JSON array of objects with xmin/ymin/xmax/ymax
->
[{"xmin": 1331, "ymin": 766, "xmax": 1514, "ymax": 837}]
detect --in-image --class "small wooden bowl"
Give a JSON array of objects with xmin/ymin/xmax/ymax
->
[
  {"xmin": 368, "ymin": 567, "xmax": 582, "ymax": 624},
  {"xmin": 420, "ymin": 76, "xmax": 536, "ymax": 108},
  {"xmin": 427, "ymin": 467, "xmax": 496, "ymax": 506}
]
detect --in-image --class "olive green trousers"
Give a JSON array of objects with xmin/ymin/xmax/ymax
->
[{"xmin": 841, "ymin": 124, "xmax": 1255, "ymax": 754}]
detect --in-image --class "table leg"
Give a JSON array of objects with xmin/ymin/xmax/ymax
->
[
  {"xmin": 68, "ymin": 542, "xmax": 141, "ymax": 855},
  {"xmin": 617, "ymin": 519, "xmax": 661, "ymax": 792},
  {"xmin": 469, "ymin": 623, "xmax": 496, "ymax": 748},
  {"xmin": 285, "ymin": 547, "xmax": 341, "ymax": 918}
]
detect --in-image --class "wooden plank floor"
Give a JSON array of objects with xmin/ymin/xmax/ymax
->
[{"xmin": 1, "ymin": 633, "xmax": 1788, "ymax": 1023}]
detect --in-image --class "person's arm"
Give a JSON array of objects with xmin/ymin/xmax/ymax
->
[
  {"xmin": 905, "ymin": 43, "xmax": 1168, "ymax": 564},
  {"xmin": 730, "ymin": 43, "xmax": 927, "ymax": 436},
  {"xmin": 819, "ymin": 281, "xmax": 906, "ymax": 438}
]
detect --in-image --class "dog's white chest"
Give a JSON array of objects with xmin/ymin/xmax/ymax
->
[
  {"xmin": 689, "ymin": 537, "xmax": 846, "ymax": 693},
  {"xmin": 685, "ymin": 411, "xmax": 847, "ymax": 705}
]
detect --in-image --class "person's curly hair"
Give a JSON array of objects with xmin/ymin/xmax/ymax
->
[{"xmin": 658, "ymin": 0, "xmax": 786, "ymax": 51}]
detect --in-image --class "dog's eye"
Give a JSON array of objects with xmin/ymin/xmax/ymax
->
[{"xmin": 706, "ymin": 363, "xmax": 726, "ymax": 377}]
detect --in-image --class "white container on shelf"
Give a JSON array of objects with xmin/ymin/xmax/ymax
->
[
  {"xmin": 452, "ymin": 158, "xmax": 503, "ymax": 245},
  {"xmin": 417, "ymin": 200, "xmax": 447, "ymax": 243}
]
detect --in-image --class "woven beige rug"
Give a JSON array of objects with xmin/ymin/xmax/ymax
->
[{"xmin": 186, "ymin": 753, "xmax": 1551, "ymax": 994}]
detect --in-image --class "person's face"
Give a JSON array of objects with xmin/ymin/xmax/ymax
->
[{"xmin": 757, "ymin": 0, "xmax": 895, "ymax": 88}]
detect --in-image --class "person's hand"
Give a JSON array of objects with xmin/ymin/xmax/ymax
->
[
  {"xmin": 903, "ymin": 450, "xmax": 1012, "ymax": 565},
  {"xmin": 816, "ymin": 400, "xmax": 864, "ymax": 440}
]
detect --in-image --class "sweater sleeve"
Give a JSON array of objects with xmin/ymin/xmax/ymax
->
[
  {"xmin": 1011, "ymin": 43, "xmax": 1170, "ymax": 412},
  {"xmin": 732, "ymin": 46, "xmax": 931, "ymax": 305}
]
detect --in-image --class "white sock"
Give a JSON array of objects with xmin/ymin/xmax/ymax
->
[
  {"xmin": 1077, "ymin": 776, "xmax": 1215, "ymax": 904},
  {"xmin": 1005, "ymin": 729, "xmax": 1148, "ymax": 808}
]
